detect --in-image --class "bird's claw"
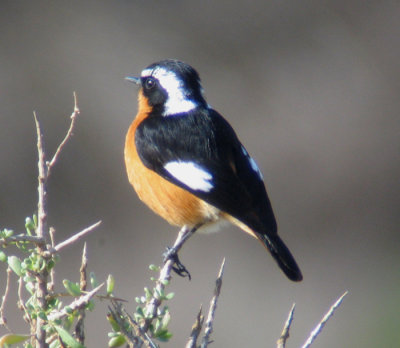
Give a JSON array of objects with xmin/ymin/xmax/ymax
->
[{"xmin": 163, "ymin": 247, "xmax": 191, "ymax": 280}]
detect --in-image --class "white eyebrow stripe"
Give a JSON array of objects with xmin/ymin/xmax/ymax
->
[
  {"xmin": 140, "ymin": 66, "xmax": 197, "ymax": 116},
  {"xmin": 241, "ymin": 146, "xmax": 264, "ymax": 180},
  {"xmin": 164, "ymin": 161, "xmax": 213, "ymax": 192},
  {"xmin": 141, "ymin": 68, "xmax": 153, "ymax": 77}
]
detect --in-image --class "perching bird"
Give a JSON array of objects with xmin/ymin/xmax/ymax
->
[{"xmin": 124, "ymin": 59, "xmax": 302, "ymax": 281}]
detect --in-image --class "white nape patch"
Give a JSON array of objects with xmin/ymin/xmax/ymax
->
[
  {"xmin": 141, "ymin": 67, "xmax": 197, "ymax": 116},
  {"xmin": 241, "ymin": 146, "xmax": 264, "ymax": 180},
  {"xmin": 164, "ymin": 161, "xmax": 213, "ymax": 192}
]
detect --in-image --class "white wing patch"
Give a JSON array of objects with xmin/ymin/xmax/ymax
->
[
  {"xmin": 241, "ymin": 146, "xmax": 264, "ymax": 180},
  {"xmin": 141, "ymin": 67, "xmax": 197, "ymax": 116},
  {"xmin": 164, "ymin": 161, "xmax": 213, "ymax": 192}
]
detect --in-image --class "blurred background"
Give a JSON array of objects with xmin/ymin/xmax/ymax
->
[{"xmin": 0, "ymin": 1, "xmax": 399, "ymax": 347}]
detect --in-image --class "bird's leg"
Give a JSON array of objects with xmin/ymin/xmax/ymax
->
[{"xmin": 163, "ymin": 224, "xmax": 201, "ymax": 280}]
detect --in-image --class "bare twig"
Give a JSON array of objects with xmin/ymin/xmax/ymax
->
[
  {"xmin": 0, "ymin": 235, "xmax": 45, "ymax": 247},
  {"xmin": 200, "ymin": 258, "xmax": 225, "ymax": 348},
  {"xmin": 4, "ymin": 95, "xmax": 83, "ymax": 347},
  {"xmin": 33, "ymin": 112, "xmax": 49, "ymax": 244},
  {"xmin": 53, "ymin": 221, "xmax": 102, "ymax": 252},
  {"xmin": 142, "ymin": 225, "xmax": 193, "ymax": 331},
  {"xmin": 47, "ymin": 283, "xmax": 104, "ymax": 322},
  {"xmin": 44, "ymin": 292, "xmax": 127, "ymax": 303},
  {"xmin": 48, "ymin": 227, "xmax": 56, "ymax": 291},
  {"xmin": 121, "ymin": 305, "xmax": 158, "ymax": 348},
  {"xmin": 185, "ymin": 306, "xmax": 204, "ymax": 348},
  {"xmin": 95, "ymin": 294, "xmax": 127, "ymax": 302},
  {"xmin": 277, "ymin": 303, "xmax": 296, "ymax": 348},
  {"xmin": 74, "ymin": 243, "xmax": 88, "ymax": 344},
  {"xmin": 33, "ymin": 111, "xmax": 50, "ymax": 347},
  {"xmin": 46, "ymin": 91, "xmax": 80, "ymax": 177},
  {"xmin": 0, "ymin": 267, "xmax": 12, "ymax": 330},
  {"xmin": 108, "ymin": 302, "xmax": 137, "ymax": 348},
  {"xmin": 109, "ymin": 301, "xmax": 157, "ymax": 348},
  {"xmin": 17, "ymin": 275, "xmax": 30, "ymax": 325},
  {"xmin": 301, "ymin": 291, "xmax": 348, "ymax": 348}
]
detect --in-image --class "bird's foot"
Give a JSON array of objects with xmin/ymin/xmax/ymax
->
[{"xmin": 163, "ymin": 247, "xmax": 191, "ymax": 280}]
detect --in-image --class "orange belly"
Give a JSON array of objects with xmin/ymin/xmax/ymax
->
[{"xmin": 124, "ymin": 92, "xmax": 221, "ymax": 228}]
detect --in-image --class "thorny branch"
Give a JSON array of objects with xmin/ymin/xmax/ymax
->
[
  {"xmin": 17, "ymin": 277, "xmax": 30, "ymax": 325},
  {"xmin": 48, "ymin": 228, "xmax": 56, "ymax": 292},
  {"xmin": 0, "ymin": 267, "xmax": 12, "ymax": 330},
  {"xmin": 74, "ymin": 243, "xmax": 88, "ymax": 344},
  {"xmin": 33, "ymin": 111, "xmax": 51, "ymax": 347},
  {"xmin": 277, "ymin": 304, "xmax": 296, "ymax": 348},
  {"xmin": 109, "ymin": 300, "xmax": 157, "ymax": 348},
  {"xmin": 274, "ymin": 291, "xmax": 348, "ymax": 348},
  {"xmin": 185, "ymin": 306, "xmax": 204, "ymax": 348},
  {"xmin": 0, "ymin": 93, "xmax": 104, "ymax": 348},
  {"xmin": 301, "ymin": 291, "xmax": 348, "ymax": 348},
  {"xmin": 108, "ymin": 303, "xmax": 137, "ymax": 348},
  {"xmin": 53, "ymin": 221, "xmax": 102, "ymax": 253},
  {"xmin": 200, "ymin": 258, "xmax": 225, "ymax": 348},
  {"xmin": 142, "ymin": 226, "xmax": 193, "ymax": 331},
  {"xmin": 47, "ymin": 284, "xmax": 104, "ymax": 322},
  {"xmin": 110, "ymin": 230, "xmax": 225, "ymax": 347},
  {"xmin": 0, "ymin": 235, "xmax": 45, "ymax": 247},
  {"xmin": 46, "ymin": 91, "xmax": 80, "ymax": 177},
  {"xmin": 31, "ymin": 93, "xmax": 81, "ymax": 347}
]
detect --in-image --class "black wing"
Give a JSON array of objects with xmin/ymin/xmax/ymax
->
[{"xmin": 134, "ymin": 108, "xmax": 277, "ymax": 236}]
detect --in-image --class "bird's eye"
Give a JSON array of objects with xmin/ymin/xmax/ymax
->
[{"xmin": 144, "ymin": 77, "xmax": 156, "ymax": 90}]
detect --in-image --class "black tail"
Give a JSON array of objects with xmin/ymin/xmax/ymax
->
[{"xmin": 259, "ymin": 233, "xmax": 303, "ymax": 282}]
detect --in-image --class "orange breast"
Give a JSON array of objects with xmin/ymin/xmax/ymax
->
[{"xmin": 124, "ymin": 91, "xmax": 220, "ymax": 227}]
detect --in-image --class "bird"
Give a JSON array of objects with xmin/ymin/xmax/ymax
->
[{"xmin": 124, "ymin": 59, "xmax": 302, "ymax": 282}]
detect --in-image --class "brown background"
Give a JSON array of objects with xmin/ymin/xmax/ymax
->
[{"xmin": 1, "ymin": 1, "xmax": 399, "ymax": 347}]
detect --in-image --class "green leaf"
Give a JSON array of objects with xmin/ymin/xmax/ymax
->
[
  {"xmin": 47, "ymin": 259, "xmax": 56, "ymax": 271},
  {"xmin": 34, "ymin": 255, "xmax": 46, "ymax": 272},
  {"xmin": 149, "ymin": 264, "xmax": 160, "ymax": 271},
  {"xmin": 86, "ymin": 300, "xmax": 95, "ymax": 311},
  {"xmin": 106, "ymin": 274, "xmax": 115, "ymax": 295},
  {"xmin": 144, "ymin": 287, "xmax": 152, "ymax": 300},
  {"xmin": 160, "ymin": 309, "xmax": 171, "ymax": 330},
  {"xmin": 107, "ymin": 313, "xmax": 120, "ymax": 332},
  {"xmin": 22, "ymin": 258, "xmax": 32, "ymax": 269},
  {"xmin": 54, "ymin": 325, "xmax": 85, "ymax": 348},
  {"xmin": 0, "ymin": 251, "xmax": 6, "ymax": 262},
  {"xmin": 89, "ymin": 272, "xmax": 98, "ymax": 288},
  {"xmin": 155, "ymin": 329, "xmax": 173, "ymax": 342},
  {"xmin": 135, "ymin": 306, "xmax": 145, "ymax": 320},
  {"xmin": 153, "ymin": 318, "xmax": 162, "ymax": 334},
  {"xmin": 108, "ymin": 334, "xmax": 126, "ymax": 347},
  {"xmin": 63, "ymin": 279, "xmax": 81, "ymax": 296},
  {"xmin": 25, "ymin": 217, "xmax": 35, "ymax": 235},
  {"xmin": 25, "ymin": 282, "xmax": 35, "ymax": 295},
  {"xmin": 23, "ymin": 274, "xmax": 35, "ymax": 283},
  {"xmin": 153, "ymin": 288, "xmax": 163, "ymax": 300},
  {"xmin": 0, "ymin": 333, "xmax": 30, "ymax": 346},
  {"xmin": 1, "ymin": 228, "xmax": 14, "ymax": 238},
  {"xmin": 160, "ymin": 279, "xmax": 169, "ymax": 286},
  {"xmin": 8, "ymin": 255, "xmax": 22, "ymax": 276},
  {"xmin": 38, "ymin": 311, "xmax": 47, "ymax": 320},
  {"xmin": 49, "ymin": 339, "xmax": 60, "ymax": 348},
  {"xmin": 165, "ymin": 292, "xmax": 175, "ymax": 300},
  {"xmin": 47, "ymin": 297, "xmax": 59, "ymax": 308}
]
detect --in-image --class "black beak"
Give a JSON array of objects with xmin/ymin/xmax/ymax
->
[{"xmin": 125, "ymin": 76, "xmax": 141, "ymax": 85}]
